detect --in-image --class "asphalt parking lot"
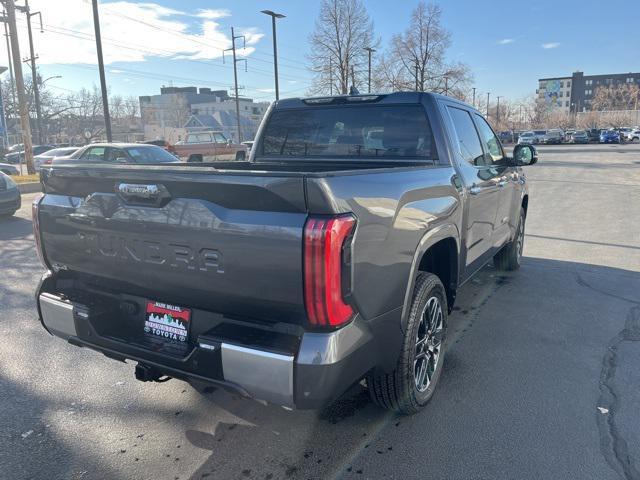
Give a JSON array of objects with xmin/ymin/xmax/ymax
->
[{"xmin": 1, "ymin": 144, "xmax": 639, "ymax": 480}]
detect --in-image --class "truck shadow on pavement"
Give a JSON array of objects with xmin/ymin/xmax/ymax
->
[
  {"xmin": 0, "ymin": 216, "xmax": 33, "ymax": 241},
  {"xmin": 174, "ymin": 257, "xmax": 640, "ymax": 480}
]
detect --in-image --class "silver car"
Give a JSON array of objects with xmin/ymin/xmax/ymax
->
[{"xmin": 34, "ymin": 147, "xmax": 80, "ymax": 170}]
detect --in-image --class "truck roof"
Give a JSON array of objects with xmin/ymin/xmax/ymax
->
[{"xmin": 275, "ymin": 91, "xmax": 476, "ymax": 111}]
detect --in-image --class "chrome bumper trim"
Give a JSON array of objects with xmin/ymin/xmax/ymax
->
[
  {"xmin": 221, "ymin": 343, "xmax": 294, "ymax": 407},
  {"xmin": 39, "ymin": 293, "xmax": 77, "ymax": 339}
]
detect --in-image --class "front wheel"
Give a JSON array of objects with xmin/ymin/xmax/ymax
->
[
  {"xmin": 367, "ymin": 273, "xmax": 447, "ymax": 415},
  {"xmin": 494, "ymin": 207, "xmax": 525, "ymax": 271}
]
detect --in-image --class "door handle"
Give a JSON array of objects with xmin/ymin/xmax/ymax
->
[{"xmin": 469, "ymin": 185, "xmax": 482, "ymax": 195}]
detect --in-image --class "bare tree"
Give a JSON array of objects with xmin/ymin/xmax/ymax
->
[
  {"xmin": 375, "ymin": 2, "xmax": 472, "ymax": 95},
  {"xmin": 308, "ymin": 0, "xmax": 377, "ymax": 94},
  {"xmin": 591, "ymin": 84, "xmax": 640, "ymax": 111}
]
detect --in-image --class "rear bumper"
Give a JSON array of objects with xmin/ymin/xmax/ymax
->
[
  {"xmin": 0, "ymin": 188, "xmax": 20, "ymax": 214},
  {"xmin": 36, "ymin": 278, "xmax": 380, "ymax": 409}
]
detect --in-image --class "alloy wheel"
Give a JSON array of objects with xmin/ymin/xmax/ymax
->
[{"xmin": 414, "ymin": 296, "xmax": 444, "ymax": 393}]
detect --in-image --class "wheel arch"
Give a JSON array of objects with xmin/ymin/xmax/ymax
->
[{"xmin": 401, "ymin": 224, "xmax": 460, "ymax": 332}]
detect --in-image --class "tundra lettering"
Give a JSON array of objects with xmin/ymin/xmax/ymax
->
[{"xmin": 78, "ymin": 232, "xmax": 223, "ymax": 273}]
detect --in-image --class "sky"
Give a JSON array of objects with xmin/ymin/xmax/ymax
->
[{"xmin": 3, "ymin": 0, "xmax": 639, "ymax": 104}]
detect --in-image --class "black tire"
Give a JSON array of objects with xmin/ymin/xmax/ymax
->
[
  {"xmin": 235, "ymin": 150, "xmax": 246, "ymax": 161},
  {"xmin": 187, "ymin": 154, "xmax": 203, "ymax": 163},
  {"xmin": 494, "ymin": 207, "xmax": 525, "ymax": 271},
  {"xmin": 367, "ymin": 273, "xmax": 447, "ymax": 415}
]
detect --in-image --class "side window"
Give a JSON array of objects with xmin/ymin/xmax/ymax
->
[
  {"xmin": 106, "ymin": 148, "xmax": 128, "ymax": 163},
  {"xmin": 446, "ymin": 106, "xmax": 484, "ymax": 166},
  {"xmin": 474, "ymin": 114, "xmax": 505, "ymax": 165},
  {"xmin": 213, "ymin": 133, "xmax": 227, "ymax": 144},
  {"xmin": 81, "ymin": 147, "xmax": 106, "ymax": 162}
]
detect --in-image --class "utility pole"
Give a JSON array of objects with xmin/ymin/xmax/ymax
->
[
  {"xmin": 444, "ymin": 76, "xmax": 449, "ymax": 96},
  {"xmin": 19, "ymin": 0, "xmax": 43, "ymax": 143},
  {"xmin": 2, "ymin": 15, "xmax": 16, "ymax": 111},
  {"xmin": 414, "ymin": 63, "xmax": 419, "ymax": 91},
  {"xmin": 0, "ymin": 66, "xmax": 8, "ymax": 149},
  {"xmin": 472, "ymin": 87, "xmax": 476, "ymax": 107},
  {"xmin": 5, "ymin": 0, "xmax": 34, "ymax": 173},
  {"xmin": 225, "ymin": 27, "xmax": 246, "ymax": 142},
  {"xmin": 519, "ymin": 104, "xmax": 523, "ymax": 128},
  {"xmin": 486, "ymin": 92, "xmax": 490, "ymax": 118},
  {"xmin": 364, "ymin": 47, "xmax": 375, "ymax": 93},
  {"xmin": 261, "ymin": 10, "xmax": 285, "ymax": 101},
  {"xmin": 91, "ymin": 0, "xmax": 112, "ymax": 142},
  {"xmin": 496, "ymin": 95, "xmax": 503, "ymax": 125}
]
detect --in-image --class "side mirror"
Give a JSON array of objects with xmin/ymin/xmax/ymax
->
[{"xmin": 513, "ymin": 144, "xmax": 538, "ymax": 166}]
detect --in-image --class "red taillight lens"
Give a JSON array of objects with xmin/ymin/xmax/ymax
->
[
  {"xmin": 32, "ymin": 193, "xmax": 48, "ymax": 268},
  {"xmin": 304, "ymin": 214, "xmax": 356, "ymax": 328}
]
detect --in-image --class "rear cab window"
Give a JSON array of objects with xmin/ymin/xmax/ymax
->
[{"xmin": 257, "ymin": 104, "xmax": 438, "ymax": 162}]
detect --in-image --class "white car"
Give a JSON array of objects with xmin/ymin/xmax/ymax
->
[
  {"xmin": 518, "ymin": 131, "xmax": 537, "ymax": 145},
  {"xmin": 624, "ymin": 129, "xmax": 640, "ymax": 142},
  {"xmin": 34, "ymin": 147, "xmax": 80, "ymax": 170}
]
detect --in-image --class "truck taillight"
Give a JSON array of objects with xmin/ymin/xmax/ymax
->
[
  {"xmin": 304, "ymin": 214, "xmax": 356, "ymax": 329},
  {"xmin": 32, "ymin": 193, "xmax": 48, "ymax": 268}
]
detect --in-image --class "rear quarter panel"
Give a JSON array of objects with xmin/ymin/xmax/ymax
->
[{"xmin": 306, "ymin": 166, "xmax": 462, "ymax": 322}]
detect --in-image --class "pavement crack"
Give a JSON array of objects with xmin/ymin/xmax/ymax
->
[
  {"xmin": 575, "ymin": 272, "xmax": 640, "ymax": 305},
  {"xmin": 597, "ymin": 305, "xmax": 640, "ymax": 480}
]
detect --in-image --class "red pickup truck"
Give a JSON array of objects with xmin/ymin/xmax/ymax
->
[{"xmin": 173, "ymin": 131, "xmax": 248, "ymax": 162}]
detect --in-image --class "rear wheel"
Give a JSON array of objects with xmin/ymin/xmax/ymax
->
[
  {"xmin": 367, "ymin": 273, "xmax": 447, "ymax": 415},
  {"xmin": 187, "ymin": 154, "xmax": 203, "ymax": 163},
  {"xmin": 235, "ymin": 150, "xmax": 246, "ymax": 161},
  {"xmin": 494, "ymin": 207, "xmax": 525, "ymax": 271}
]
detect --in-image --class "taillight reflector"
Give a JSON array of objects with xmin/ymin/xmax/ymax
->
[{"xmin": 304, "ymin": 214, "xmax": 356, "ymax": 328}]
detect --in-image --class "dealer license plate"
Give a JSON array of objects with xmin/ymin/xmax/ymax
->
[{"xmin": 144, "ymin": 301, "xmax": 191, "ymax": 343}]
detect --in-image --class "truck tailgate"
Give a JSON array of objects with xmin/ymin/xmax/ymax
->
[{"xmin": 38, "ymin": 166, "xmax": 308, "ymax": 324}]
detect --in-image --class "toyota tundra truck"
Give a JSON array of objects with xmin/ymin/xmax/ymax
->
[{"xmin": 33, "ymin": 92, "xmax": 537, "ymax": 414}]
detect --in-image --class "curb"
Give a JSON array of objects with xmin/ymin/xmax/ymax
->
[{"xmin": 18, "ymin": 182, "xmax": 42, "ymax": 194}]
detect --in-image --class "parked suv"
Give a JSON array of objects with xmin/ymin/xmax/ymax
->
[
  {"xmin": 33, "ymin": 92, "xmax": 537, "ymax": 414},
  {"xmin": 542, "ymin": 129, "xmax": 564, "ymax": 144}
]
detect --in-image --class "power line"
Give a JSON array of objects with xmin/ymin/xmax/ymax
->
[{"xmin": 16, "ymin": 19, "xmax": 312, "ymax": 84}]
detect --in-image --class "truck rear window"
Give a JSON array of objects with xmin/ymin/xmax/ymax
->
[{"xmin": 259, "ymin": 105, "xmax": 437, "ymax": 160}]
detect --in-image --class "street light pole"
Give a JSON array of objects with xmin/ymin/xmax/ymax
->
[
  {"xmin": 496, "ymin": 95, "xmax": 503, "ymax": 125},
  {"xmin": 364, "ymin": 47, "xmax": 375, "ymax": 93},
  {"xmin": 260, "ymin": 10, "xmax": 285, "ymax": 101},
  {"xmin": 91, "ymin": 0, "xmax": 112, "ymax": 142},
  {"xmin": 472, "ymin": 87, "xmax": 476, "ymax": 107}
]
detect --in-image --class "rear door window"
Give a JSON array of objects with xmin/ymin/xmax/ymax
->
[
  {"xmin": 259, "ymin": 104, "xmax": 437, "ymax": 160},
  {"xmin": 81, "ymin": 147, "xmax": 106, "ymax": 162},
  {"xmin": 446, "ymin": 106, "xmax": 484, "ymax": 166}
]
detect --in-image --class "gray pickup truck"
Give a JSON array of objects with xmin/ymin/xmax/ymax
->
[{"xmin": 33, "ymin": 92, "xmax": 537, "ymax": 414}]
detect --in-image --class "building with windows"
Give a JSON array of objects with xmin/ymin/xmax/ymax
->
[
  {"xmin": 537, "ymin": 71, "xmax": 640, "ymax": 113},
  {"xmin": 139, "ymin": 87, "xmax": 270, "ymax": 143}
]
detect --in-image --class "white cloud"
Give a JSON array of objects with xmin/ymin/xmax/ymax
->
[
  {"xmin": 498, "ymin": 38, "xmax": 514, "ymax": 45},
  {"xmin": 195, "ymin": 9, "xmax": 231, "ymax": 20},
  {"xmin": 14, "ymin": 0, "xmax": 260, "ymax": 65},
  {"xmin": 542, "ymin": 42, "xmax": 560, "ymax": 49}
]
